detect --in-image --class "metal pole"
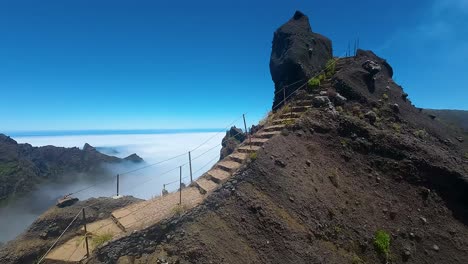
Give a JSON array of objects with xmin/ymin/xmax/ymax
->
[
  {"xmin": 179, "ymin": 166, "xmax": 182, "ymax": 205},
  {"xmin": 116, "ymin": 174, "xmax": 119, "ymax": 197},
  {"xmin": 188, "ymin": 151, "xmax": 193, "ymax": 183},
  {"xmin": 82, "ymin": 208, "xmax": 90, "ymax": 258},
  {"xmin": 243, "ymin": 114, "xmax": 251, "ymax": 148},
  {"xmin": 283, "ymin": 88, "xmax": 286, "ymax": 106}
]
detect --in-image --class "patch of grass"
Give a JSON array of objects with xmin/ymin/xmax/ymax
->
[
  {"xmin": 172, "ymin": 203, "xmax": 188, "ymax": 216},
  {"xmin": 391, "ymin": 123, "xmax": 401, "ymax": 133},
  {"xmin": 374, "ymin": 230, "xmax": 391, "ymax": 258},
  {"xmin": 325, "ymin": 59, "xmax": 336, "ymax": 77},
  {"xmin": 413, "ymin": 129, "xmax": 428, "ymax": 139},
  {"xmin": 340, "ymin": 139, "xmax": 348, "ymax": 147},
  {"xmin": 351, "ymin": 255, "xmax": 365, "ymax": 264},
  {"xmin": 259, "ymin": 111, "xmax": 273, "ymax": 126},
  {"xmin": 281, "ymin": 119, "xmax": 295, "ymax": 126},
  {"xmin": 91, "ymin": 232, "xmax": 113, "ymax": 248},
  {"xmin": 249, "ymin": 152, "xmax": 257, "ymax": 161},
  {"xmin": 336, "ymin": 106, "xmax": 343, "ymax": 112},
  {"xmin": 464, "ymin": 152, "xmax": 468, "ymax": 160},
  {"xmin": 382, "ymin": 93, "xmax": 389, "ymax": 101}
]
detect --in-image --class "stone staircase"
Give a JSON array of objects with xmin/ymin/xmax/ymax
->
[{"xmin": 44, "ymin": 62, "xmax": 341, "ymax": 263}]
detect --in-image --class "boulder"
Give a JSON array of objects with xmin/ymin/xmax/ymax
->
[
  {"xmin": 362, "ymin": 60, "xmax": 382, "ymax": 76},
  {"xmin": 312, "ymin": 96, "xmax": 331, "ymax": 107},
  {"xmin": 334, "ymin": 93, "xmax": 347, "ymax": 106},
  {"xmin": 365, "ymin": 111, "xmax": 377, "ymax": 124},
  {"xmin": 270, "ymin": 11, "xmax": 332, "ymax": 110}
]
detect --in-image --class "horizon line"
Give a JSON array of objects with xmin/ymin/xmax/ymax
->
[{"xmin": 4, "ymin": 128, "xmax": 228, "ymax": 137}]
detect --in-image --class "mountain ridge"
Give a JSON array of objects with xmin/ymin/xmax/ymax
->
[{"xmin": 0, "ymin": 133, "xmax": 143, "ymax": 202}]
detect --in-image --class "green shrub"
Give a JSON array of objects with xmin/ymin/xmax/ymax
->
[
  {"xmin": 249, "ymin": 152, "xmax": 257, "ymax": 161},
  {"xmin": 92, "ymin": 232, "xmax": 113, "ymax": 248},
  {"xmin": 382, "ymin": 93, "xmax": 389, "ymax": 100},
  {"xmin": 464, "ymin": 152, "xmax": 468, "ymax": 159},
  {"xmin": 308, "ymin": 77, "xmax": 321, "ymax": 90},
  {"xmin": 413, "ymin": 129, "xmax": 428, "ymax": 139},
  {"xmin": 374, "ymin": 230, "xmax": 391, "ymax": 258}
]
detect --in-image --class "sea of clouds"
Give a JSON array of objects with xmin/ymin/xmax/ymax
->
[{"xmin": 0, "ymin": 131, "xmax": 224, "ymax": 244}]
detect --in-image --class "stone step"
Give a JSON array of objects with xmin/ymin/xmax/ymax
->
[
  {"xmin": 228, "ymin": 152, "xmax": 248, "ymax": 163},
  {"xmin": 207, "ymin": 169, "xmax": 231, "ymax": 183},
  {"xmin": 273, "ymin": 118, "xmax": 297, "ymax": 125},
  {"xmin": 194, "ymin": 178, "xmax": 218, "ymax": 194},
  {"xmin": 237, "ymin": 145, "xmax": 262, "ymax": 154},
  {"xmin": 279, "ymin": 112, "xmax": 301, "ymax": 119},
  {"xmin": 291, "ymin": 106, "xmax": 312, "ymax": 112},
  {"xmin": 247, "ymin": 137, "xmax": 269, "ymax": 146},
  {"xmin": 255, "ymin": 131, "xmax": 280, "ymax": 139},
  {"xmin": 294, "ymin": 100, "xmax": 312, "ymax": 107},
  {"xmin": 264, "ymin": 124, "xmax": 286, "ymax": 132},
  {"xmin": 216, "ymin": 160, "xmax": 242, "ymax": 173}
]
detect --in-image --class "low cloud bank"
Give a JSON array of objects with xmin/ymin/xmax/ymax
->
[{"xmin": 0, "ymin": 132, "xmax": 223, "ymax": 243}]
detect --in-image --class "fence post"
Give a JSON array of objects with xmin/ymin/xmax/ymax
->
[
  {"xmin": 179, "ymin": 166, "xmax": 182, "ymax": 205},
  {"xmin": 243, "ymin": 114, "xmax": 251, "ymax": 148},
  {"xmin": 283, "ymin": 88, "xmax": 286, "ymax": 106},
  {"xmin": 188, "ymin": 151, "xmax": 193, "ymax": 183},
  {"xmin": 82, "ymin": 208, "xmax": 90, "ymax": 258},
  {"xmin": 116, "ymin": 174, "xmax": 120, "ymax": 197}
]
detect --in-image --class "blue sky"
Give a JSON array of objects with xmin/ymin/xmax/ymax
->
[{"xmin": 0, "ymin": 0, "xmax": 467, "ymax": 131}]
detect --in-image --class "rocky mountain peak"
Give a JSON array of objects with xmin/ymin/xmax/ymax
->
[
  {"xmin": 270, "ymin": 10, "xmax": 332, "ymax": 110},
  {"xmin": 83, "ymin": 143, "xmax": 96, "ymax": 152},
  {"xmin": 124, "ymin": 153, "xmax": 144, "ymax": 163},
  {"xmin": 0, "ymin": 134, "xmax": 17, "ymax": 145}
]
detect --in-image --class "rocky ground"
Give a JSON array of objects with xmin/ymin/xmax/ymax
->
[{"xmin": 0, "ymin": 196, "xmax": 141, "ymax": 264}]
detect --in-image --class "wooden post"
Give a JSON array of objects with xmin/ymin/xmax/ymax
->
[
  {"xmin": 188, "ymin": 151, "xmax": 193, "ymax": 183},
  {"xmin": 82, "ymin": 208, "xmax": 90, "ymax": 258},
  {"xmin": 179, "ymin": 166, "xmax": 182, "ymax": 205},
  {"xmin": 116, "ymin": 174, "xmax": 120, "ymax": 196}
]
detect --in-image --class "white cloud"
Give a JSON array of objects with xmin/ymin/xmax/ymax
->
[{"xmin": 1, "ymin": 132, "xmax": 225, "ymax": 243}]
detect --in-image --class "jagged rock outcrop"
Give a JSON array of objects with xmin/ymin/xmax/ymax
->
[
  {"xmin": 0, "ymin": 134, "xmax": 143, "ymax": 201},
  {"xmin": 124, "ymin": 153, "xmax": 144, "ymax": 163},
  {"xmin": 219, "ymin": 126, "xmax": 246, "ymax": 160},
  {"xmin": 270, "ymin": 11, "xmax": 332, "ymax": 110}
]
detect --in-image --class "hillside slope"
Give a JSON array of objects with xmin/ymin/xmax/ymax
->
[
  {"xmin": 83, "ymin": 11, "xmax": 468, "ymax": 263},
  {"xmin": 422, "ymin": 109, "xmax": 468, "ymax": 133},
  {"xmin": 0, "ymin": 134, "xmax": 142, "ymax": 202},
  {"xmin": 86, "ymin": 49, "xmax": 468, "ymax": 264}
]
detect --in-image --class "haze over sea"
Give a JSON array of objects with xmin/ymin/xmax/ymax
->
[{"xmin": 0, "ymin": 129, "xmax": 227, "ymax": 243}]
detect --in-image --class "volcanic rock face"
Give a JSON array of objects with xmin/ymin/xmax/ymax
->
[
  {"xmin": 270, "ymin": 11, "xmax": 333, "ymax": 110},
  {"xmin": 219, "ymin": 126, "xmax": 246, "ymax": 160}
]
